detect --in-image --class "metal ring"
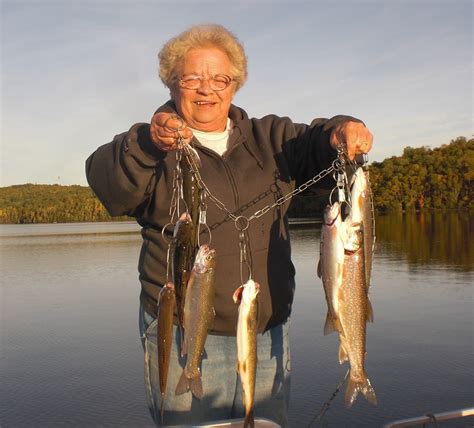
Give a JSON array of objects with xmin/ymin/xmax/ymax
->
[
  {"xmin": 198, "ymin": 223, "xmax": 212, "ymax": 247},
  {"xmin": 329, "ymin": 187, "xmax": 338, "ymax": 205},
  {"xmin": 164, "ymin": 115, "xmax": 185, "ymax": 133},
  {"xmin": 161, "ymin": 222, "xmax": 175, "ymax": 244},
  {"xmin": 234, "ymin": 216, "xmax": 250, "ymax": 232}
]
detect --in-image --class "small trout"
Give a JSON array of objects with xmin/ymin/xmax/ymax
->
[
  {"xmin": 175, "ymin": 244, "xmax": 216, "ymax": 400},
  {"xmin": 318, "ymin": 202, "xmax": 346, "ymax": 335},
  {"xmin": 233, "ymin": 279, "xmax": 260, "ymax": 428},
  {"xmin": 171, "ymin": 212, "xmax": 195, "ymax": 345},
  {"xmin": 181, "ymin": 156, "xmax": 202, "ymax": 253},
  {"xmin": 156, "ymin": 282, "xmax": 176, "ymax": 422}
]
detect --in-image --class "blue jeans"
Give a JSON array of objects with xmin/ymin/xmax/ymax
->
[{"xmin": 139, "ymin": 304, "xmax": 291, "ymax": 427}]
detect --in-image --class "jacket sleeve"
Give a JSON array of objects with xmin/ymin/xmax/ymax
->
[
  {"xmin": 85, "ymin": 122, "xmax": 167, "ymax": 217},
  {"xmin": 270, "ymin": 114, "xmax": 362, "ymax": 186}
]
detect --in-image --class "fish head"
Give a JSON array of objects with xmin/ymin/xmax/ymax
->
[
  {"xmin": 159, "ymin": 282, "xmax": 176, "ymax": 301},
  {"xmin": 243, "ymin": 279, "xmax": 260, "ymax": 302},
  {"xmin": 323, "ymin": 203, "xmax": 341, "ymax": 226},
  {"xmin": 194, "ymin": 244, "xmax": 216, "ymax": 274},
  {"xmin": 344, "ymin": 224, "xmax": 363, "ymax": 253},
  {"xmin": 173, "ymin": 212, "xmax": 194, "ymax": 240},
  {"xmin": 350, "ymin": 168, "xmax": 368, "ymax": 222},
  {"xmin": 178, "ymin": 212, "xmax": 192, "ymax": 222},
  {"xmin": 233, "ymin": 279, "xmax": 260, "ymax": 305}
]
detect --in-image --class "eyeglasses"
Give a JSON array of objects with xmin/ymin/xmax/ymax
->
[{"xmin": 178, "ymin": 74, "xmax": 233, "ymax": 91}]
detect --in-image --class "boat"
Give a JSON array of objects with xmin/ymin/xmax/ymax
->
[
  {"xmin": 164, "ymin": 417, "xmax": 281, "ymax": 427},
  {"xmin": 383, "ymin": 407, "xmax": 474, "ymax": 427}
]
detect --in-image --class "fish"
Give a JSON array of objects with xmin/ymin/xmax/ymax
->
[
  {"xmin": 156, "ymin": 282, "xmax": 176, "ymax": 422},
  {"xmin": 318, "ymin": 202, "xmax": 346, "ymax": 336},
  {"xmin": 181, "ymin": 156, "xmax": 202, "ymax": 253},
  {"xmin": 233, "ymin": 279, "xmax": 260, "ymax": 428},
  {"xmin": 175, "ymin": 244, "xmax": 216, "ymax": 399},
  {"xmin": 348, "ymin": 167, "xmax": 375, "ymax": 289},
  {"xmin": 337, "ymin": 221, "xmax": 377, "ymax": 407},
  {"xmin": 171, "ymin": 212, "xmax": 195, "ymax": 346},
  {"xmin": 318, "ymin": 174, "xmax": 377, "ymax": 407}
]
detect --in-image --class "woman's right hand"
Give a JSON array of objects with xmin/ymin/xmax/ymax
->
[{"xmin": 150, "ymin": 112, "xmax": 194, "ymax": 152}]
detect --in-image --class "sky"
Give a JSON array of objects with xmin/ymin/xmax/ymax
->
[{"xmin": 1, "ymin": 0, "xmax": 472, "ymax": 186}]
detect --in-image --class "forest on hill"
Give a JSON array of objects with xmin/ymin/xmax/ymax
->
[
  {"xmin": 369, "ymin": 136, "xmax": 473, "ymax": 211},
  {"xmin": 0, "ymin": 137, "xmax": 472, "ymax": 224}
]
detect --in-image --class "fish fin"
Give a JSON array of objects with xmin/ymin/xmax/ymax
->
[
  {"xmin": 244, "ymin": 409, "xmax": 255, "ymax": 428},
  {"xmin": 345, "ymin": 374, "xmax": 378, "ymax": 407},
  {"xmin": 334, "ymin": 317, "xmax": 345, "ymax": 336},
  {"xmin": 367, "ymin": 298, "xmax": 374, "ymax": 323},
  {"xmin": 317, "ymin": 259, "xmax": 322, "ymax": 278},
  {"xmin": 233, "ymin": 285, "xmax": 244, "ymax": 304},
  {"xmin": 338, "ymin": 343, "xmax": 348, "ymax": 364},
  {"xmin": 209, "ymin": 306, "xmax": 216, "ymax": 331},
  {"xmin": 323, "ymin": 312, "xmax": 337, "ymax": 335},
  {"xmin": 189, "ymin": 376, "xmax": 203, "ymax": 400},
  {"xmin": 160, "ymin": 393, "xmax": 165, "ymax": 424},
  {"xmin": 175, "ymin": 371, "xmax": 190, "ymax": 396}
]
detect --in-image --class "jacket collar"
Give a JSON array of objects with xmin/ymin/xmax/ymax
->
[{"xmin": 157, "ymin": 101, "xmax": 263, "ymax": 169}]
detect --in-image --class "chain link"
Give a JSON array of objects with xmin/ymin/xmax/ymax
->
[
  {"xmin": 181, "ymin": 142, "xmax": 341, "ymax": 225},
  {"xmin": 248, "ymin": 161, "xmax": 339, "ymax": 221}
]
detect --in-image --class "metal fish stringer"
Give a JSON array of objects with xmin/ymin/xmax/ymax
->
[
  {"xmin": 234, "ymin": 216, "xmax": 253, "ymax": 285},
  {"xmin": 197, "ymin": 192, "xmax": 212, "ymax": 248}
]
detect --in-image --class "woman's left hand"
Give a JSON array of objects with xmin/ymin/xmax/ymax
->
[{"xmin": 330, "ymin": 121, "xmax": 373, "ymax": 160}]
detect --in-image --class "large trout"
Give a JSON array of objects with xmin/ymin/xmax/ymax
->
[
  {"xmin": 318, "ymin": 184, "xmax": 377, "ymax": 406},
  {"xmin": 338, "ymin": 221, "xmax": 377, "ymax": 407},
  {"xmin": 348, "ymin": 167, "xmax": 375, "ymax": 288},
  {"xmin": 156, "ymin": 282, "xmax": 176, "ymax": 422},
  {"xmin": 175, "ymin": 244, "xmax": 216, "ymax": 399},
  {"xmin": 233, "ymin": 279, "xmax": 260, "ymax": 428}
]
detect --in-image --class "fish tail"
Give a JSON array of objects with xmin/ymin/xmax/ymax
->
[
  {"xmin": 175, "ymin": 370, "xmax": 204, "ymax": 400},
  {"xmin": 159, "ymin": 393, "xmax": 165, "ymax": 424},
  {"xmin": 189, "ymin": 375, "xmax": 204, "ymax": 400},
  {"xmin": 338, "ymin": 342, "xmax": 348, "ymax": 364},
  {"xmin": 244, "ymin": 409, "xmax": 255, "ymax": 428},
  {"xmin": 175, "ymin": 371, "xmax": 190, "ymax": 396},
  {"xmin": 323, "ymin": 311, "xmax": 337, "ymax": 335},
  {"xmin": 345, "ymin": 373, "xmax": 378, "ymax": 407}
]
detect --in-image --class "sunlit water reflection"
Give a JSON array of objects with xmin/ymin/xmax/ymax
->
[{"xmin": 1, "ymin": 212, "xmax": 472, "ymax": 427}]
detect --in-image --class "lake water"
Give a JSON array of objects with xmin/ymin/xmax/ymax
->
[{"xmin": 1, "ymin": 212, "xmax": 473, "ymax": 427}]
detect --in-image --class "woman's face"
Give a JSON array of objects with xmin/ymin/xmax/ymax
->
[{"xmin": 170, "ymin": 47, "xmax": 236, "ymax": 132}]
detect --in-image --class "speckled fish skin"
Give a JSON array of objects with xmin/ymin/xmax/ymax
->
[
  {"xmin": 318, "ymin": 202, "xmax": 346, "ymax": 336},
  {"xmin": 171, "ymin": 212, "xmax": 195, "ymax": 338},
  {"xmin": 349, "ymin": 167, "xmax": 375, "ymax": 289},
  {"xmin": 156, "ymin": 282, "xmax": 176, "ymax": 422},
  {"xmin": 233, "ymin": 279, "xmax": 260, "ymax": 428},
  {"xmin": 338, "ymin": 223, "xmax": 377, "ymax": 407},
  {"xmin": 175, "ymin": 244, "xmax": 216, "ymax": 400}
]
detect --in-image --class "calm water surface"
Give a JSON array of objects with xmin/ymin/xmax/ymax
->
[{"xmin": 1, "ymin": 212, "xmax": 473, "ymax": 427}]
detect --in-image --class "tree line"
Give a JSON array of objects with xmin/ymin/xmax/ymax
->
[
  {"xmin": 369, "ymin": 136, "xmax": 473, "ymax": 211},
  {"xmin": 0, "ymin": 137, "xmax": 472, "ymax": 224},
  {"xmin": 0, "ymin": 184, "xmax": 129, "ymax": 224}
]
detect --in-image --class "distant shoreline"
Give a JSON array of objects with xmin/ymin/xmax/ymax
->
[{"xmin": 0, "ymin": 218, "xmax": 324, "ymax": 238}]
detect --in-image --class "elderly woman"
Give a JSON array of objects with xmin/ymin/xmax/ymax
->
[{"xmin": 86, "ymin": 24, "xmax": 372, "ymax": 427}]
